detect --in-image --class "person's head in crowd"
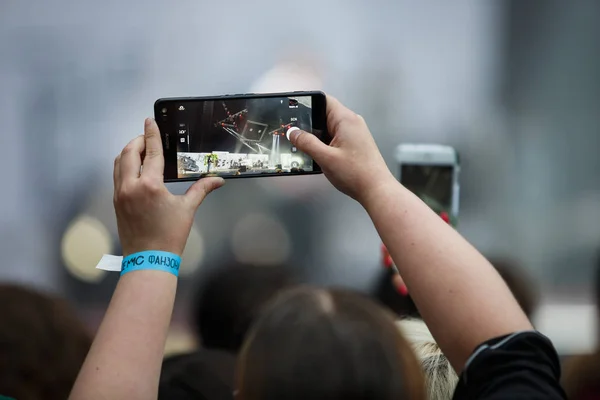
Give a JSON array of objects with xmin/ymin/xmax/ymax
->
[
  {"xmin": 192, "ymin": 263, "xmax": 296, "ymax": 353},
  {"xmin": 488, "ymin": 257, "xmax": 540, "ymax": 319},
  {"xmin": 235, "ymin": 286, "xmax": 426, "ymax": 400},
  {"xmin": 397, "ymin": 318, "xmax": 458, "ymax": 400},
  {"xmin": 159, "ymin": 349, "xmax": 237, "ymax": 400},
  {"xmin": 0, "ymin": 284, "xmax": 91, "ymax": 400}
]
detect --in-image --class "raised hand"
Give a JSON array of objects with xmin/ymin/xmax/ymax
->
[
  {"xmin": 290, "ymin": 95, "xmax": 395, "ymax": 204},
  {"xmin": 113, "ymin": 118, "xmax": 224, "ymax": 256}
]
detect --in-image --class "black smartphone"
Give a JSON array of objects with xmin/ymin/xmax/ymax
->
[{"xmin": 154, "ymin": 91, "xmax": 329, "ymax": 182}]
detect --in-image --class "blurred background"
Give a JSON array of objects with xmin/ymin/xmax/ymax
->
[{"xmin": 0, "ymin": 0, "xmax": 599, "ymax": 356}]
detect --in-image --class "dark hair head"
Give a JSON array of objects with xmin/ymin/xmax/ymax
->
[
  {"xmin": 159, "ymin": 349, "xmax": 236, "ymax": 400},
  {"xmin": 236, "ymin": 286, "xmax": 426, "ymax": 400},
  {"xmin": 193, "ymin": 263, "xmax": 295, "ymax": 353},
  {"xmin": 489, "ymin": 257, "xmax": 540, "ymax": 318},
  {"xmin": 0, "ymin": 284, "xmax": 91, "ymax": 400}
]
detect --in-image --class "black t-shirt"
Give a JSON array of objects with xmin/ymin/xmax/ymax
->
[{"xmin": 453, "ymin": 331, "xmax": 567, "ymax": 399}]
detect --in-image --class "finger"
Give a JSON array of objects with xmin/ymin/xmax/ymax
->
[
  {"xmin": 325, "ymin": 94, "xmax": 346, "ymax": 115},
  {"xmin": 142, "ymin": 118, "xmax": 164, "ymax": 178},
  {"xmin": 289, "ymin": 129, "xmax": 334, "ymax": 165},
  {"xmin": 392, "ymin": 274, "xmax": 409, "ymax": 296},
  {"xmin": 286, "ymin": 126, "xmax": 300, "ymax": 142},
  {"xmin": 113, "ymin": 154, "xmax": 122, "ymax": 192},
  {"xmin": 392, "ymin": 273, "xmax": 405, "ymax": 288},
  {"xmin": 184, "ymin": 177, "xmax": 225, "ymax": 209},
  {"xmin": 120, "ymin": 135, "xmax": 145, "ymax": 181},
  {"xmin": 325, "ymin": 95, "xmax": 357, "ymax": 133}
]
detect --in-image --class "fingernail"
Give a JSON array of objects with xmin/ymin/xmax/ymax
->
[
  {"xmin": 398, "ymin": 284, "xmax": 409, "ymax": 297},
  {"xmin": 383, "ymin": 255, "xmax": 393, "ymax": 268},
  {"xmin": 212, "ymin": 177, "xmax": 225, "ymax": 188},
  {"xmin": 287, "ymin": 127, "xmax": 302, "ymax": 142},
  {"xmin": 440, "ymin": 211, "xmax": 450, "ymax": 224},
  {"xmin": 145, "ymin": 118, "xmax": 152, "ymax": 127}
]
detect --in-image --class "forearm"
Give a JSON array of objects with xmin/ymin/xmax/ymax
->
[
  {"xmin": 362, "ymin": 179, "xmax": 532, "ymax": 372},
  {"xmin": 70, "ymin": 271, "xmax": 176, "ymax": 400}
]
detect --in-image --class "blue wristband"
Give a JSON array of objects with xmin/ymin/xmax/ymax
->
[{"xmin": 120, "ymin": 251, "xmax": 181, "ymax": 277}]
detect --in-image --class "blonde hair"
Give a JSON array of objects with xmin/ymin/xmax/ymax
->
[{"xmin": 397, "ymin": 318, "xmax": 458, "ymax": 400}]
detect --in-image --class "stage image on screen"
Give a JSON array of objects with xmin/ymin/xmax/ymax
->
[
  {"xmin": 400, "ymin": 165, "xmax": 453, "ymax": 213},
  {"xmin": 176, "ymin": 96, "xmax": 314, "ymax": 178}
]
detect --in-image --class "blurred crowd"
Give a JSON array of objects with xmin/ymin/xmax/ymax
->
[{"xmin": 2, "ymin": 248, "xmax": 599, "ymax": 399}]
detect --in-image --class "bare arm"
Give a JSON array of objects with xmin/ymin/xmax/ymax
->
[
  {"xmin": 291, "ymin": 95, "xmax": 532, "ymax": 373},
  {"xmin": 70, "ymin": 119, "xmax": 223, "ymax": 399},
  {"xmin": 69, "ymin": 272, "xmax": 177, "ymax": 400},
  {"xmin": 362, "ymin": 179, "xmax": 532, "ymax": 372}
]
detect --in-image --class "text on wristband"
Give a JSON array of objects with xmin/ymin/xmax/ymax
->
[{"xmin": 121, "ymin": 254, "xmax": 180, "ymax": 271}]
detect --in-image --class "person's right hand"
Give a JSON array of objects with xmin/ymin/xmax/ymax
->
[{"xmin": 289, "ymin": 95, "xmax": 395, "ymax": 204}]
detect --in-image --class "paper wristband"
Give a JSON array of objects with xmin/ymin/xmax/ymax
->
[
  {"xmin": 120, "ymin": 251, "xmax": 181, "ymax": 277},
  {"xmin": 95, "ymin": 252, "xmax": 180, "ymax": 277}
]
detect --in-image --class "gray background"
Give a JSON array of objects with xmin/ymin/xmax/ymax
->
[{"xmin": 0, "ymin": 1, "xmax": 598, "ymax": 344}]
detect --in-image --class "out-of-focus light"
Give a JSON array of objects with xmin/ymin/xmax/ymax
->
[
  {"xmin": 61, "ymin": 215, "xmax": 112, "ymax": 283},
  {"xmin": 164, "ymin": 327, "xmax": 198, "ymax": 357},
  {"xmin": 232, "ymin": 213, "xmax": 291, "ymax": 266},
  {"xmin": 534, "ymin": 303, "xmax": 597, "ymax": 355},
  {"xmin": 179, "ymin": 224, "xmax": 204, "ymax": 277},
  {"xmin": 250, "ymin": 60, "xmax": 322, "ymax": 94}
]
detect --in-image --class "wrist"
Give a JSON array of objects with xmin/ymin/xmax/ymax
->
[
  {"xmin": 358, "ymin": 175, "xmax": 403, "ymax": 211},
  {"xmin": 121, "ymin": 250, "xmax": 181, "ymax": 278}
]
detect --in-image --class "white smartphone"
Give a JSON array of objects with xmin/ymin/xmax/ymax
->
[{"xmin": 395, "ymin": 144, "xmax": 460, "ymax": 227}]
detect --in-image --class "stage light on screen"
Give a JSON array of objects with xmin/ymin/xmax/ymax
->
[
  {"xmin": 232, "ymin": 213, "xmax": 291, "ymax": 266},
  {"xmin": 61, "ymin": 215, "xmax": 112, "ymax": 283},
  {"xmin": 179, "ymin": 224, "xmax": 204, "ymax": 277}
]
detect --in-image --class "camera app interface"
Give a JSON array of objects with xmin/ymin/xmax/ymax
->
[
  {"xmin": 401, "ymin": 165, "xmax": 454, "ymax": 217},
  {"xmin": 175, "ymin": 96, "xmax": 314, "ymax": 178}
]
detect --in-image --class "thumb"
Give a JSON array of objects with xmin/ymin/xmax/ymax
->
[
  {"xmin": 184, "ymin": 177, "xmax": 225, "ymax": 209},
  {"xmin": 289, "ymin": 129, "xmax": 331, "ymax": 164}
]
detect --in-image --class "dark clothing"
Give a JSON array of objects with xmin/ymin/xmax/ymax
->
[
  {"xmin": 453, "ymin": 331, "xmax": 567, "ymax": 399},
  {"xmin": 158, "ymin": 332, "xmax": 567, "ymax": 400},
  {"xmin": 159, "ymin": 349, "xmax": 236, "ymax": 400}
]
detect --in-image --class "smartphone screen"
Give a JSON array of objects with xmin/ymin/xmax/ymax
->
[
  {"xmin": 155, "ymin": 92, "xmax": 328, "ymax": 181},
  {"xmin": 400, "ymin": 164, "xmax": 455, "ymax": 218}
]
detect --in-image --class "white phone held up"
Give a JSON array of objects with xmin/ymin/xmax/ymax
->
[{"xmin": 395, "ymin": 144, "xmax": 460, "ymax": 227}]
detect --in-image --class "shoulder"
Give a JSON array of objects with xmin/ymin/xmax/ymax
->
[{"xmin": 453, "ymin": 331, "xmax": 567, "ymax": 400}]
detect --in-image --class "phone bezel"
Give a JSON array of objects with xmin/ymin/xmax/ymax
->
[
  {"xmin": 395, "ymin": 144, "xmax": 460, "ymax": 220},
  {"xmin": 154, "ymin": 91, "xmax": 328, "ymax": 182}
]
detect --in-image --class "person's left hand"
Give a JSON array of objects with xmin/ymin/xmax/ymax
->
[{"xmin": 113, "ymin": 118, "xmax": 224, "ymax": 256}]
